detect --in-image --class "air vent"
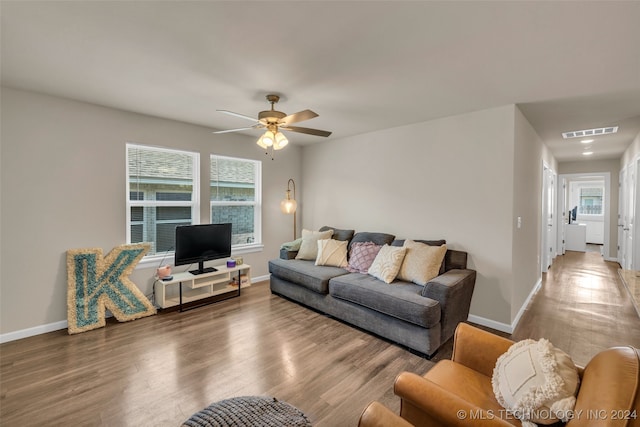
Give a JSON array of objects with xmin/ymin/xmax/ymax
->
[{"xmin": 562, "ymin": 126, "xmax": 618, "ymax": 139}]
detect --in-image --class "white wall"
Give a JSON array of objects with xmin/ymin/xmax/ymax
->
[
  {"xmin": 0, "ymin": 87, "xmax": 302, "ymax": 336},
  {"xmin": 302, "ymin": 105, "xmax": 530, "ymax": 327},
  {"xmin": 621, "ymin": 131, "xmax": 640, "ymax": 167},
  {"xmin": 512, "ymin": 106, "xmax": 552, "ymax": 321}
]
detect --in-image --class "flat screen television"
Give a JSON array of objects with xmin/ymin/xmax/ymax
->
[
  {"xmin": 174, "ymin": 223, "xmax": 232, "ymax": 275},
  {"xmin": 570, "ymin": 206, "xmax": 577, "ymax": 223}
]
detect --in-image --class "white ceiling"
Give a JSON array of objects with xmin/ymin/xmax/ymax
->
[{"xmin": 2, "ymin": 1, "xmax": 639, "ymax": 162}]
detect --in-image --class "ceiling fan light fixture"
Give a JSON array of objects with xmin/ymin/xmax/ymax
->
[
  {"xmin": 257, "ymin": 130, "xmax": 275, "ymax": 148},
  {"xmin": 273, "ymin": 132, "xmax": 289, "ymax": 150}
]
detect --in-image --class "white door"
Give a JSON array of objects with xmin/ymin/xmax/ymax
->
[
  {"xmin": 541, "ymin": 164, "xmax": 554, "ymax": 272},
  {"xmin": 624, "ymin": 163, "xmax": 635, "ymax": 269},
  {"xmin": 557, "ymin": 178, "xmax": 567, "ymax": 255},
  {"xmin": 631, "ymin": 158, "xmax": 640, "ymax": 270},
  {"xmin": 619, "ymin": 169, "xmax": 625, "ymax": 266}
]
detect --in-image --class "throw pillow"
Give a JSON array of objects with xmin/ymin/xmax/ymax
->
[
  {"xmin": 280, "ymin": 237, "xmax": 303, "ymax": 251},
  {"xmin": 295, "ymin": 229, "xmax": 333, "ymax": 260},
  {"xmin": 397, "ymin": 240, "xmax": 447, "ymax": 285},
  {"xmin": 346, "ymin": 242, "xmax": 383, "ymax": 273},
  {"xmin": 492, "ymin": 339, "xmax": 580, "ymax": 427},
  {"xmin": 319, "ymin": 226, "xmax": 355, "ymax": 242},
  {"xmin": 348, "ymin": 232, "xmax": 396, "ymax": 251},
  {"xmin": 315, "ymin": 239, "xmax": 348, "ymax": 268},
  {"xmin": 368, "ymin": 244, "xmax": 407, "ymax": 284}
]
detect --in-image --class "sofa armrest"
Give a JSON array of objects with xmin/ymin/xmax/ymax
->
[
  {"xmin": 394, "ymin": 372, "xmax": 513, "ymax": 427},
  {"xmin": 421, "ymin": 269, "xmax": 477, "ymax": 340},
  {"xmin": 279, "ymin": 249, "xmax": 298, "ymax": 260},
  {"xmin": 358, "ymin": 402, "xmax": 413, "ymax": 427},
  {"xmin": 451, "ymin": 323, "xmax": 513, "ymax": 377}
]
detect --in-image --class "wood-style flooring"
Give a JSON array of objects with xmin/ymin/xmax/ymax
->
[{"xmin": 1, "ymin": 250, "xmax": 639, "ymax": 426}]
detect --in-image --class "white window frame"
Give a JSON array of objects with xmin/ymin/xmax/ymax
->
[
  {"xmin": 210, "ymin": 154, "xmax": 263, "ymax": 254},
  {"xmin": 126, "ymin": 143, "xmax": 200, "ymax": 267}
]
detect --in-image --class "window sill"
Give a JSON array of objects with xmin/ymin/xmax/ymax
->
[
  {"xmin": 232, "ymin": 243, "xmax": 264, "ymax": 255},
  {"xmin": 134, "ymin": 244, "xmax": 264, "ymax": 271}
]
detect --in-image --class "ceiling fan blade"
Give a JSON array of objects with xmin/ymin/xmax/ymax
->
[
  {"xmin": 217, "ymin": 110, "xmax": 259, "ymax": 122},
  {"xmin": 212, "ymin": 126, "xmax": 259, "ymax": 134},
  {"xmin": 281, "ymin": 125, "xmax": 332, "ymax": 137},
  {"xmin": 281, "ymin": 109, "xmax": 318, "ymax": 125}
]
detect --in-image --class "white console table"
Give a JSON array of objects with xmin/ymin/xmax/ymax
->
[
  {"xmin": 154, "ymin": 264, "xmax": 250, "ymax": 311},
  {"xmin": 565, "ymin": 224, "xmax": 587, "ymax": 252}
]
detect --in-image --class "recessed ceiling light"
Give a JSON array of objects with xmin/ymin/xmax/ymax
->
[
  {"xmin": 581, "ymin": 139, "xmax": 594, "ymax": 144},
  {"xmin": 583, "ymin": 151, "xmax": 594, "ymax": 156},
  {"xmin": 562, "ymin": 126, "xmax": 618, "ymax": 139}
]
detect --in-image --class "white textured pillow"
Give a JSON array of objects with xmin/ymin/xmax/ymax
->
[
  {"xmin": 368, "ymin": 244, "xmax": 407, "ymax": 284},
  {"xmin": 295, "ymin": 229, "xmax": 333, "ymax": 260},
  {"xmin": 492, "ymin": 339, "xmax": 580, "ymax": 427},
  {"xmin": 397, "ymin": 240, "xmax": 447, "ymax": 285},
  {"xmin": 315, "ymin": 239, "xmax": 348, "ymax": 268}
]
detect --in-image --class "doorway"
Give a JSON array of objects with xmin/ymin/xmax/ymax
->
[{"xmin": 557, "ymin": 172, "xmax": 611, "ymax": 260}]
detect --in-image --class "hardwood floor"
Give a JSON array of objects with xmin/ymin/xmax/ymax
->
[
  {"xmin": 513, "ymin": 250, "xmax": 640, "ymax": 367},
  {"xmin": 1, "ymin": 251, "xmax": 638, "ymax": 426}
]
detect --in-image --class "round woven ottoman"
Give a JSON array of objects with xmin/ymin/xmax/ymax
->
[{"xmin": 182, "ymin": 396, "xmax": 311, "ymax": 427}]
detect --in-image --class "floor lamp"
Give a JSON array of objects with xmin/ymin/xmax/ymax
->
[{"xmin": 280, "ymin": 178, "xmax": 297, "ymax": 240}]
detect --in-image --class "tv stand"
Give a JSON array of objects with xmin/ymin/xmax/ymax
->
[
  {"xmin": 189, "ymin": 266, "xmax": 217, "ymax": 275},
  {"xmin": 154, "ymin": 264, "xmax": 251, "ymax": 312}
]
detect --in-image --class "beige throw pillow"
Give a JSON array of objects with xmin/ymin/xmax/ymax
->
[
  {"xmin": 315, "ymin": 239, "xmax": 348, "ymax": 268},
  {"xmin": 368, "ymin": 244, "xmax": 407, "ymax": 284},
  {"xmin": 295, "ymin": 229, "xmax": 334, "ymax": 260},
  {"xmin": 397, "ymin": 240, "xmax": 447, "ymax": 285},
  {"xmin": 492, "ymin": 339, "xmax": 580, "ymax": 426}
]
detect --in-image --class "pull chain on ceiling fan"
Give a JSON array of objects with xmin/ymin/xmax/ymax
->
[{"xmin": 213, "ymin": 94, "xmax": 332, "ymax": 158}]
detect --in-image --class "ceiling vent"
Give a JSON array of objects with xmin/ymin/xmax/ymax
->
[{"xmin": 562, "ymin": 126, "xmax": 618, "ymax": 139}]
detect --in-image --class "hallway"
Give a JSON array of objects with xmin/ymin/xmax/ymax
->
[{"xmin": 513, "ymin": 250, "xmax": 640, "ymax": 366}]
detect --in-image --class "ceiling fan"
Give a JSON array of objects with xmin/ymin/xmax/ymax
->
[{"xmin": 213, "ymin": 94, "xmax": 332, "ymax": 152}]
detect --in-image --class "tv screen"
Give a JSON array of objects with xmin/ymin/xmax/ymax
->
[{"xmin": 174, "ymin": 223, "xmax": 232, "ymax": 275}]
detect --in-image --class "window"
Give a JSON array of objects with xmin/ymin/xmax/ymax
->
[
  {"xmin": 210, "ymin": 155, "xmax": 262, "ymax": 249},
  {"xmin": 126, "ymin": 144, "xmax": 199, "ymax": 256},
  {"xmin": 579, "ymin": 187, "xmax": 603, "ymax": 215}
]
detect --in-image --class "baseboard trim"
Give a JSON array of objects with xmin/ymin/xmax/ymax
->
[
  {"xmin": 252, "ymin": 273, "xmax": 270, "ymax": 284},
  {"xmin": 0, "ymin": 320, "xmax": 68, "ymax": 344},
  {"xmin": 467, "ymin": 315, "xmax": 513, "ymax": 334},
  {"xmin": 468, "ymin": 276, "xmax": 543, "ymax": 335},
  {"xmin": 511, "ymin": 277, "xmax": 542, "ymax": 331},
  {"xmin": 1, "ymin": 274, "xmax": 272, "ymax": 344}
]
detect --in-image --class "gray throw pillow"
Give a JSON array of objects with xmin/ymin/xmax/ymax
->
[
  {"xmin": 319, "ymin": 226, "xmax": 355, "ymax": 242},
  {"xmin": 349, "ymin": 232, "xmax": 396, "ymax": 251}
]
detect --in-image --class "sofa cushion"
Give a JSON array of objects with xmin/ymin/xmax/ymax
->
[
  {"xmin": 328, "ymin": 273, "xmax": 441, "ymax": 328},
  {"xmin": 295, "ymin": 229, "xmax": 333, "ymax": 260},
  {"xmin": 392, "ymin": 239, "xmax": 446, "ymax": 247},
  {"xmin": 269, "ymin": 258, "xmax": 349, "ymax": 294},
  {"xmin": 319, "ymin": 226, "xmax": 355, "ymax": 242},
  {"xmin": 393, "ymin": 239, "xmax": 447, "ymax": 275},
  {"xmin": 368, "ymin": 244, "xmax": 407, "ymax": 284},
  {"xmin": 397, "ymin": 240, "xmax": 447, "ymax": 285},
  {"xmin": 346, "ymin": 241, "xmax": 382, "ymax": 273},
  {"xmin": 315, "ymin": 238, "xmax": 348, "ymax": 268},
  {"xmin": 349, "ymin": 232, "xmax": 396, "ymax": 251}
]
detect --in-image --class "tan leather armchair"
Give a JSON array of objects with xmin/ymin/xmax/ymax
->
[{"xmin": 359, "ymin": 323, "xmax": 640, "ymax": 427}]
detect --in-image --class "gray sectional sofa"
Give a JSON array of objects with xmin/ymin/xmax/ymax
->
[{"xmin": 268, "ymin": 228, "xmax": 476, "ymax": 357}]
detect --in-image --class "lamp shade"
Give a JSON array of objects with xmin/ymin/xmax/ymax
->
[
  {"xmin": 280, "ymin": 197, "xmax": 297, "ymax": 214},
  {"xmin": 257, "ymin": 130, "xmax": 275, "ymax": 149},
  {"xmin": 273, "ymin": 132, "xmax": 289, "ymax": 150}
]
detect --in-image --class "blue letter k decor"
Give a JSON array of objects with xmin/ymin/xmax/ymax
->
[{"xmin": 66, "ymin": 243, "xmax": 156, "ymax": 334}]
